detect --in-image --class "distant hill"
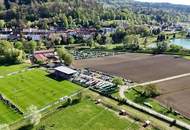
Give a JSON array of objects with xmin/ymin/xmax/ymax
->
[
  {"xmin": 98, "ymin": 0, "xmax": 190, "ymax": 13},
  {"xmin": 97, "ymin": 0, "xmax": 133, "ymax": 7}
]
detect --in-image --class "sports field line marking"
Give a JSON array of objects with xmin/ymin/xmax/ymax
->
[{"xmin": 78, "ymin": 108, "xmax": 106, "ymax": 130}]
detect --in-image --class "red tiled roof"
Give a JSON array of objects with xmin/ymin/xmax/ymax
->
[
  {"xmin": 34, "ymin": 49, "xmax": 54, "ymax": 54},
  {"xmin": 34, "ymin": 54, "xmax": 48, "ymax": 61}
]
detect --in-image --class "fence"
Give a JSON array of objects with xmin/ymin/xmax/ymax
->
[
  {"xmin": 102, "ymin": 93, "xmax": 190, "ymax": 130},
  {"xmin": 7, "ymin": 88, "xmax": 86, "ymax": 130}
]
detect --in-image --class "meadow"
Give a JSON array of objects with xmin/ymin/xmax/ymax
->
[{"xmin": 34, "ymin": 98, "xmax": 139, "ymax": 130}]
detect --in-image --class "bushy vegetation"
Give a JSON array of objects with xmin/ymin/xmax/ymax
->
[
  {"xmin": 24, "ymin": 105, "xmax": 42, "ymax": 126},
  {"xmin": 142, "ymin": 84, "xmax": 160, "ymax": 98},
  {"xmin": 0, "ymin": 40, "xmax": 26, "ymax": 65},
  {"xmin": 56, "ymin": 47, "xmax": 74, "ymax": 66},
  {"xmin": 112, "ymin": 77, "xmax": 124, "ymax": 86}
]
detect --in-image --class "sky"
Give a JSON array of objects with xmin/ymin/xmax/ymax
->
[{"xmin": 137, "ymin": 0, "xmax": 190, "ymax": 5}]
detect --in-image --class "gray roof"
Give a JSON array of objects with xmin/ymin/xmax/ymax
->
[{"xmin": 54, "ymin": 66, "xmax": 77, "ymax": 75}]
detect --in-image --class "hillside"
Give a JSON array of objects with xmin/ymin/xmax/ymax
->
[
  {"xmin": 0, "ymin": 0, "xmax": 189, "ymax": 29},
  {"xmin": 98, "ymin": 0, "xmax": 190, "ymax": 14},
  {"xmin": 98, "ymin": 0, "xmax": 190, "ymax": 23}
]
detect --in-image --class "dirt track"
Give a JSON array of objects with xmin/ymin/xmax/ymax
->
[{"xmin": 74, "ymin": 53, "xmax": 190, "ymax": 83}]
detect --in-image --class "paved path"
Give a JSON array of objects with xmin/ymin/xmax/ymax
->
[
  {"xmin": 119, "ymin": 72, "xmax": 190, "ymax": 98},
  {"xmin": 132, "ymin": 72, "xmax": 190, "ymax": 88}
]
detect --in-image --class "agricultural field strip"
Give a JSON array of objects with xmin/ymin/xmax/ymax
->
[
  {"xmin": 74, "ymin": 54, "xmax": 190, "ymax": 83},
  {"xmin": 118, "ymin": 73, "xmax": 190, "ymax": 129}
]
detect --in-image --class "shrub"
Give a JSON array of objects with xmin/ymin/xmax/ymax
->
[
  {"xmin": 112, "ymin": 77, "xmax": 124, "ymax": 86},
  {"xmin": 142, "ymin": 84, "xmax": 160, "ymax": 98},
  {"xmin": 169, "ymin": 44, "xmax": 183, "ymax": 52}
]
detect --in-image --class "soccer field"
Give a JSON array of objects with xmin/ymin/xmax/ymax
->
[
  {"xmin": 0, "ymin": 69, "xmax": 81, "ymax": 112},
  {"xmin": 34, "ymin": 98, "xmax": 139, "ymax": 130}
]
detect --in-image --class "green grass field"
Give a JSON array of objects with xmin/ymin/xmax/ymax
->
[
  {"xmin": 34, "ymin": 98, "xmax": 139, "ymax": 130},
  {"xmin": 0, "ymin": 101, "xmax": 22, "ymax": 124},
  {"xmin": 0, "ymin": 69, "xmax": 81, "ymax": 112},
  {"xmin": 0, "ymin": 64, "xmax": 30, "ymax": 76}
]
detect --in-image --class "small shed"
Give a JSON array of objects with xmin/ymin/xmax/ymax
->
[{"xmin": 54, "ymin": 66, "xmax": 77, "ymax": 79}]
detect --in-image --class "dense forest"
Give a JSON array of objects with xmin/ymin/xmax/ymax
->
[
  {"xmin": 99, "ymin": 0, "xmax": 190, "ymax": 23},
  {"xmin": 0, "ymin": 0, "xmax": 189, "ymax": 29}
]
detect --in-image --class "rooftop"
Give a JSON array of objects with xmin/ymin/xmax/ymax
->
[{"xmin": 54, "ymin": 66, "xmax": 77, "ymax": 75}]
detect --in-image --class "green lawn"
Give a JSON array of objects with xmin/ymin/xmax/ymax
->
[
  {"xmin": 0, "ymin": 101, "xmax": 22, "ymax": 124},
  {"xmin": 125, "ymin": 88, "xmax": 190, "ymax": 124},
  {"xmin": 0, "ymin": 64, "xmax": 30, "ymax": 76},
  {"xmin": 183, "ymin": 55, "xmax": 190, "ymax": 60},
  {"xmin": 0, "ymin": 69, "xmax": 81, "ymax": 112},
  {"xmin": 34, "ymin": 98, "xmax": 139, "ymax": 130}
]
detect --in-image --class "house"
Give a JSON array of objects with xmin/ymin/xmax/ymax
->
[
  {"xmin": 174, "ymin": 24, "xmax": 183, "ymax": 31},
  {"xmin": 187, "ymin": 28, "xmax": 190, "ymax": 33},
  {"xmin": 32, "ymin": 49, "xmax": 59, "ymax": 64},
  {"xmin": 99, "ymin": 27, "xmax": 117, "ymax": 34},
  {"xmin": 54, "ymin": 66, "xmax": 77, "ymax": 79},
  {"xmin": 24, "ymin": 34, "xmax": 42, "ymax": 41},
  {"xmin": 0, "ymin": 34, "xmax": 9, "ymax": 39},
  {"xmin": 187, "ymin": 28, "xmax": 190, "ymax": 38}
]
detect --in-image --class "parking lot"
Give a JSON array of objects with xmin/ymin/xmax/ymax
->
[
  {"xmin": 71, "ymin": 50, "xmax": 125, "ymax": 60},
  {"xmin": 72, "ymin": 69, "xmax": 118, "ymax": 94}
]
